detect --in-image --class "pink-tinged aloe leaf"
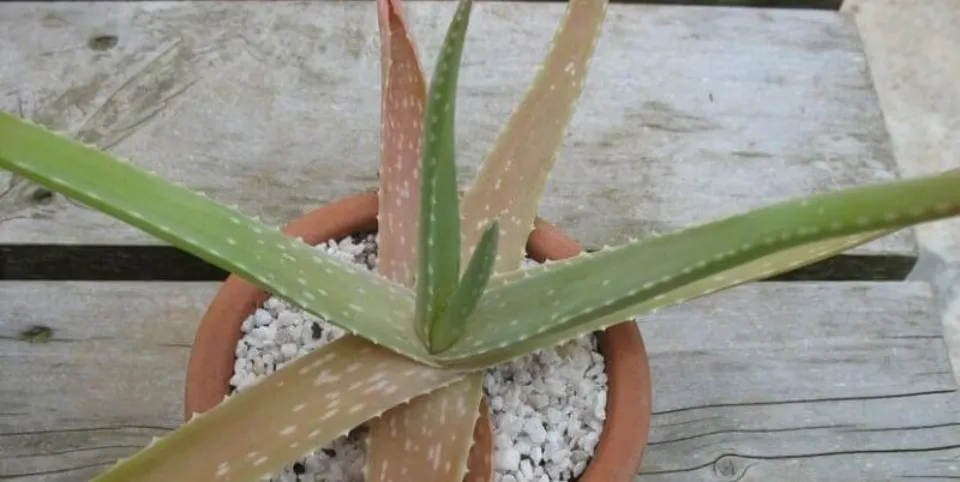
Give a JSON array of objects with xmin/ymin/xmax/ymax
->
[
  {"xmin": 365, "ymin": 373, "xmax": 486, "ymax": 482},
  {"xmin": 458, "ymin": 0, "xmax": 608, "ymax": 274},
  {"xmin": 430, "ymin": 221, "xmax": 499, "ymax": 353},
  {"xmin": 0, "ymin": 111, "xmax": 432, "ymax": 364},
  {"xmin": 377, "ymin": 0, "xmax": 427, "ymax": 290},
  {"xmin": 91, "ymin": 336, "xmax": 468, "ymax": 482},
  {"xmin": 436, "ymin": 171, "xmax": 960, "ymax": 367},
  {"xmin": 414, "ymin": 0, "xmax": 473, "ymax": 346}
]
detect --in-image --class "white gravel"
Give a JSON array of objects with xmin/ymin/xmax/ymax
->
[{"xmin": 230, "ymin": 233, "xmax": 608, "ymax": 482}]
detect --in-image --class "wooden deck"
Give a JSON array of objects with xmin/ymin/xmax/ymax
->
[{"xmin": 2, "ymin": 1, "xmax": 959, "ymax": 481}]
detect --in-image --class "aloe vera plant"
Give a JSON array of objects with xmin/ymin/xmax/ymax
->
[{"xmin": 1, "ymin": 0, "xmax": 960, "ymax": 480}]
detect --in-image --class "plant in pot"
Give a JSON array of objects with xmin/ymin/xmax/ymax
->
[{"xmin": 1, "ymin": 0, "xmax": 960, "ymax": 481}]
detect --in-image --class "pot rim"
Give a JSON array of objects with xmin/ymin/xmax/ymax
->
[{"xmin": 183, "ymin": 191, "xmax": 651, "ymax": 482}]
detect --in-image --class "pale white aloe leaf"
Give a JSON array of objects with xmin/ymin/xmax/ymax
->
[
  {"xmin": 91, "ymin": 336, "xmax": 468, "ymax": 482},
  {"xmin": 458, "ymin": 0, "xmax": 608, "ymax": 274},
  {"xmin": 436, "ymin": 171, "xmax": 960, "ymax": 367},
  {"xmin": 365, "ymin": 373, "xmax": 486, "ymax": 482},
  {"xmin": 376, "ymin": 0, "xmax": 427, "ymax": 290},
  {"xmin": 0, "ymin": 111, "xmax": 433, "ymax": 362}
]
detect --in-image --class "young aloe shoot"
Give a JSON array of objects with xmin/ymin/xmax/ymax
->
[{"xmin": 430, "ymin": 220, "xmax": 500, "ymax": 352}]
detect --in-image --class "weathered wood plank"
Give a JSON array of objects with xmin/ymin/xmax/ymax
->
[
  {"xmin": 1, "ymin": 281, "xmax": 957, "ymax": 480},
  {"xmin": 639, "ymin": 282, "xmax": 960, "ymax": 480},
  {"xmin": 0, "ymin": 2, "xmax": 912, "ymax": 257}
]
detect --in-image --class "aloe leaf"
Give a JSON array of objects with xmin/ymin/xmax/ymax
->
[
  {"xmin": 377, "ymin": 0, "xmax": 427, "ymax": 290},
  {"xmin": 430, "ymin": 221, "xmax": 500, "ymax": 353},
  {"xmin": 0, "ymin": 111, "xmax": 433, "ymax": 363},
  {"xmin": 415, "ymin": 0, "xmax": 473, "ymax": 346},
  {"xmin": 458, "ymin": 0, "xmax": 608, "ymax": 274},
  {"xmin": 436, "ymin": 171, "xmax": 960, "ymax": 367},
  {"xmin": 91, "ymin": 336, "xmax": 468, "ymax": 482},
  {"xmin": 365, "ymin": 373, "xmax": 485, "ymax": 482}
]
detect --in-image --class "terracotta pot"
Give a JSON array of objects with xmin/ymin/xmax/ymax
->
[{"xmin": 183, "ymin": 192, "xmax": 652, "ymax": 482}]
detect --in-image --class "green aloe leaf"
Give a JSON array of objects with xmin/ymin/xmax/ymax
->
[
  {"xmin": 376, "ymin": 0, "xmax": 428, "ymax": 290},
  {"xmin": 0, "ymin": 111, "xmax": 432, "ymax": 363},
  {"xmin": 458, "ymin": 0, "xmax": 608, "ymax": 275},
  {"xmin": 436, "ymin": 171, "xmax": 960, "ymax": 367},
  {"xmin": 415, "ymin": 0, "xmax": 473, "ymax": 347},
  {"xmin": 91, "ymin": 336, "xmax": 468, "ymax": 482},
  {"xmin": 365, "ymin": 373, "xmax": 486, "ymax": 482},
  {"xmin": 430, "ymin": 221, "xmax": 500, "ymax": 353}
]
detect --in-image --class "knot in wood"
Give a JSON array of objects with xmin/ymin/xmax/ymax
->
[{"xmin": 712, "ymin": 454, "xmax": 744, "ymax": 480}]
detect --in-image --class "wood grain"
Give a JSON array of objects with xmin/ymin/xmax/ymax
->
[
  {"xmin": 638, "ymin": 281, "xmax": 960, "ymax": 480},
  {"xmin": 0, "ymin": 2, "xmax": 913, "ymax": 257},
  {"xmin": 1, "ymin": 281, "xmax": 957, "ymax": 480}
]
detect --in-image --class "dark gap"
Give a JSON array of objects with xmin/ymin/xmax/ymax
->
[
  {"xmin": 0, "ymin": 245, "xmax": 915, "ymax": 281},
  {"xmin": 582, "ymin": 247, "xmax": 916, "ymax": 281},
  {"xmin": 762, "ymin": 255, "xmax": 916, "ymax": 281},
  {"xmin": 0, "ymin": 245, "xmax": 228, "ymax": 281}
]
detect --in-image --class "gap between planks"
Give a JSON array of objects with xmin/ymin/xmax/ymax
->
[{"xmin": 0, "ymin": 244, "xmax": 919, "ymax": 281}]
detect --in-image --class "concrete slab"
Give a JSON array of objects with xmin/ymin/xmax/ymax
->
[{"xmin": 842, "ymin": 0, "xmax": 960, "ymax": 381}]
